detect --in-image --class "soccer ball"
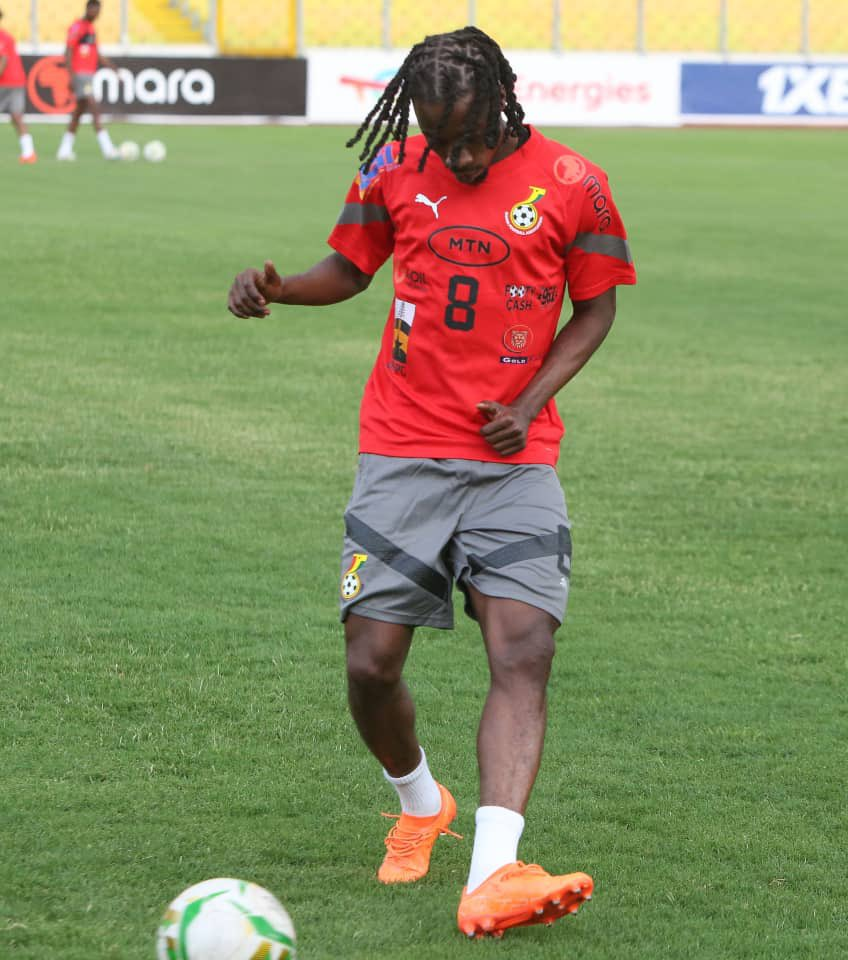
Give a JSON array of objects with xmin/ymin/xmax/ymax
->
[
  {"xmin": 143, "ymin": 139, "xmax": 167, "ymax": 163},
  {"xmin": 156, "ymin": 878, "xmax": 297, "ymax": 960},
  {"xmin": 119, "ymin": 140, "xmax": 140, "ymax": 161}
]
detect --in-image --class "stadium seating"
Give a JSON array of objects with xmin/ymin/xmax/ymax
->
[{"xmin": 11, "ymin": 0, "xmax": 848, "ymax": 53}]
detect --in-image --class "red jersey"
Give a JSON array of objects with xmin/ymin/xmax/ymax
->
[
  {"xmin": 0, "ymin": 28, "xmax": 25, "ymax": 87},
  {"xmin": 67, "ymin": 18, "xmax": 99, "ymax": 73},
  {"xmin": 328, "ymin": 127, "xmax": 636, "ymax": 466}
]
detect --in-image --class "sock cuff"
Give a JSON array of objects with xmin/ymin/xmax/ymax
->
[
  {"xmin": 383, "ymin": 747, "xmax": 427, "ymax": 786},
  {"xmin": 475, "ymin": 805, "xmax": 525, "ymax": 831}
]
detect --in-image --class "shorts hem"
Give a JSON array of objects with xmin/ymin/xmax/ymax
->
[
  {"xmin": 462, "ymin": 581, "xmax": 566, "ymax": 626},
  {"xmin": 340, "ymin": 602, "xmax": 454, "ymax": 630}
]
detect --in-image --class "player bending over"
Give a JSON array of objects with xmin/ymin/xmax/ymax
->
[{"xmin": 229, "ymin": 26, "xmax": 636, "ymax": 940}]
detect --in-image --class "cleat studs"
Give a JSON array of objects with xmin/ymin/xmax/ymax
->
[
  {"xmin": 568, "ymin": 905, "xmax": 580, "ymax": 915},
  {"xmin": 584, "ymin": 894, "xmax": 592, "ymax": 901},
  {"xmin": 572, "ymin": 886, "xmax": 582, "ymax": 894},
  {"xmin": 551, "ymin": 898, "xmax": 561, "ymax": 906},
  {"xmin": 535, "ymin": 907, "xmax": 545, "ymax": 915}
]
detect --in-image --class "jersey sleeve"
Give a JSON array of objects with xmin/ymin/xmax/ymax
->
[
  {"xmin": 564, "ymin": 170, "xmax": 636, "ymax": 302},
  {"xmin": 67, "ymin": 22, "xmax": 80, "ymax": 48},
  {"xmin": 327, "ymin": 145, "xmax": 397, "ymax": 277}
]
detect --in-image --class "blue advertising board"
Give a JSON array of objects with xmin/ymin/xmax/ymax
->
[{"xmin": 682, "ymin": 62, "xmax": 848, "ymax": 121}]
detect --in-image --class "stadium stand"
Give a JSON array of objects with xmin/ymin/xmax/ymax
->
[{"xmin": 12, "ymin": 0, "xmax": 848, "ymax": 53}]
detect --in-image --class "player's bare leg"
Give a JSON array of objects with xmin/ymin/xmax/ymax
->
[
  {"xmin": 58, "ymin": 100, "xmax": 85, "ymax": 159},
  {"xmin": 345, "ymin": 614, "xmax": 419, "ymax": 775},
  {"xmin": 89, "ymin": 99, "xmax": 117, "ymax": 158},
  {"xmin": 471, "ymin": 588, "xmax": 556, "ymax": 813},
  {"xmin": 345, "ymin": 613, "xmax": 458, "ymax": 882},
  {"xmin": 457, "ymin": 586, "xmax": 592, "ymax": 938},
  {"xmin": 11, "ymin": 112, "xmax": 36, "ymax": 163},
  {"xmin": 68, "ymin": 98, "xmax": 85, "ymax": 133}
]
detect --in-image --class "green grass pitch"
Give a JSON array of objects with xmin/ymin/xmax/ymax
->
[{"xmin": 1, "ymin": 122, "xmax": 845, "ymax": 959}]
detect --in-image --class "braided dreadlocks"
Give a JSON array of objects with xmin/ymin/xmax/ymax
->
[{"xmin": 346, "ymin": 26, "xmax": 526, "ymax": 175}]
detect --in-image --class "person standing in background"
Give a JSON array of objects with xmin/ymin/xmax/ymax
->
[
  {"xmin": 57, "ymin": 0, "xmax": 118, "ymax": 161},
  {"xmin": 0, "ymin": 7, "xmax": 36, "ymax": 164}
]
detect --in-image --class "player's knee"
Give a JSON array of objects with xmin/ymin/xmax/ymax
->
[
  {"xmin": 490, "ymin": 624, "xmax": 556, "ymax": 684},
  {"xmin": 346, "ymin": 642, "xmax": 404, "ymax": 693}
]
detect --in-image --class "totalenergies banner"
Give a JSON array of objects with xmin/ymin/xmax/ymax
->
[
  {"xmin": 22, "ymin": 55, "xmax": 306, "ymax": 117},
  {"xmin": 306, "ymin": 49, "xmax": 681, "ymax": 126}
]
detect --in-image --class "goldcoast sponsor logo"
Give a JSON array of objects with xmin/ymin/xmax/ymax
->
[{"xmin": 428, "ymin": 226, "xmax": 510, "ymax": 268}]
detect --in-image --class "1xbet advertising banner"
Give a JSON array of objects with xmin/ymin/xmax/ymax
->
[
  {"xmin": 307, "ymin": 49, "xmax": 681, "ymax": 126},
  {"xmin": 681, "ymin": 61, "xmax": 848, "ymax": 123},
  {"xmin": 21, "ymin": 55, "xmax": 306, "ymax": 117}
]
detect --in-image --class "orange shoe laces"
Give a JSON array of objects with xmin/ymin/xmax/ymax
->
[{"xmin": 380, "ymin": 812, "xmax": 463, "ymax": 856}]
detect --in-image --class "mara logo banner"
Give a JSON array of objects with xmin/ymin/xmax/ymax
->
[
  {"xmin": 681, "ymin": 62, "xmax": 848, "ymax": 123},
  {"xmin": 22, "ymin": 55, "xmax": 306, "ymax": 117}
]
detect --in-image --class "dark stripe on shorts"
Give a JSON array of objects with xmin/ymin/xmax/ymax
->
[
  {"xmin": 344, "ymin": 512, "xmax": 451, "ymax": 602},
  {"xmin": 468, "ymin": 525, "xmax": 573, "ymax": 577}
]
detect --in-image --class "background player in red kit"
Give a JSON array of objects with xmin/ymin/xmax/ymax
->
[
  {"xmin": 57, "ymin": 0, "xmax": 118, "ymax": 161},
  {"xmin": 229, "ymin": 27, "xmax": 636, "ymax": 939},
  {"xmin": 0, "ymin": 7, "xmax": 36, "ymax": 163}
]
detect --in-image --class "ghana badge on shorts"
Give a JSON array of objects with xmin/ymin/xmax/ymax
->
[
  {"xmin": 341, "ymin": 553, "xmax": 369, "ymax": 600},
  {"xmin": 505, "ymin": 186, "xmax": 547, "ymax": 236}
]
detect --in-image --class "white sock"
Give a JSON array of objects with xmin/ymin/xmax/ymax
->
[
  {"xmin": 97, "ymin": 129, "xmax": 116, "ymax": 156},
  {"xmin": 19, "ymin": 133, "xmax": 34, "ymax": 158},
  {"xmin": 58, "ymin": 132, "xmax": 75, "ymax": 157},
  {"xmin": 466, "ymin": 805, "xmax": 525, "ymax": 893},
  {"xmin": 383, "ymin": 748, "xmax": 442, "ymax": 817}
]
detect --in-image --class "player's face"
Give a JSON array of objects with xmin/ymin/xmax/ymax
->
[
  {"xmin": 413, "ymin": 93, "xmax": 504, "ymax": 186},
  {"xmin": 86, "ymin": 2, "xmax": 100, "ymax": 20}
]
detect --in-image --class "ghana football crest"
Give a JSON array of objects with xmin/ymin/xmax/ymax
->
[
  {"xmin": 341, "ymin": 553, "xmax": 368, "ymax": 600},
  {"xmin": 505, "ymin": 186, "xmax": 547, "ymax": 236}
]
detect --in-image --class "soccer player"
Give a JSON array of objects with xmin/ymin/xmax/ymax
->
[
  {"xmin": 57, "ymin": 0, "xmax": 118, "ymax": 161},
  {"xmin": 228, "ymin": 27, "xmax": 636, "ymax": 939},
  {"xmin": 0, "ymin": 8, "xmax": 36, "ymax": 163}
]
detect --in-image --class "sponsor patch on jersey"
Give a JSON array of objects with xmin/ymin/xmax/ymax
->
[
  {"xmin": 503, "ymin": 324, "xmax": 534, "ymax": 353},
  {"xmin": 505, "ymin": 186, "xmax": 546, "ymax": 236},
  {"xmin": 392, "ymin": 298, "xmax": 416, "ymax": 365},
  {"xmin": 428, "ymin": 226, "xmax": 510, "ymax": 267},
  {"xmin": 341, "ymin": 553, "xmax": 368, "ymax": 600},
  {"xmin": 554, "ymin": 154, "xmax": 586, "ymax": 185}
]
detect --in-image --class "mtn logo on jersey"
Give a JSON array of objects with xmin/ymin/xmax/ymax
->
[
  {"xmin": 341, "ymin": 553, "xmax": 368, "ymax": 600},
  {"xmin": 505, "ymin": 186, "xmax": 546, "ymax": 236}
]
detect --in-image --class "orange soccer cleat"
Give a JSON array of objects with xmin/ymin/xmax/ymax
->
[
  {"xmin": 457, "ymin": 861, "xmax": 593, "ymax": 939},
  {"xmin": 377, "ymin": 783, "xmax": 461, "ymax": 883},
  {"xmin": 19, "ymin": 153, "xmax": 37, "ymax": 164}
]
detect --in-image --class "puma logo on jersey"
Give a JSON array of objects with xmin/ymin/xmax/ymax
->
[{"xmin": 415, "ymin": 193, "xmax": 448, "ymax": 219}]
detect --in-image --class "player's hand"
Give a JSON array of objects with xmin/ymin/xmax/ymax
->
[
  {"xmin": 227, "ymin": 261, "xmax": 285, "ymax": 318},
  {"xmin": 477, "ymin": 400, "xmax": 531, "ymax": 456}
]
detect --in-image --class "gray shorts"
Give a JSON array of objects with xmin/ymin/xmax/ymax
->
[
  {"xmin": 72, "ymin": 73, "xmax": 96, "ymax": 100},
  {"xmin": 339, "ymin": 455, "xmax": 572, "ymax": 629},
  {"xmin": 0, "ymin": 87, "xmax": 25, "ymax": 115}
]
